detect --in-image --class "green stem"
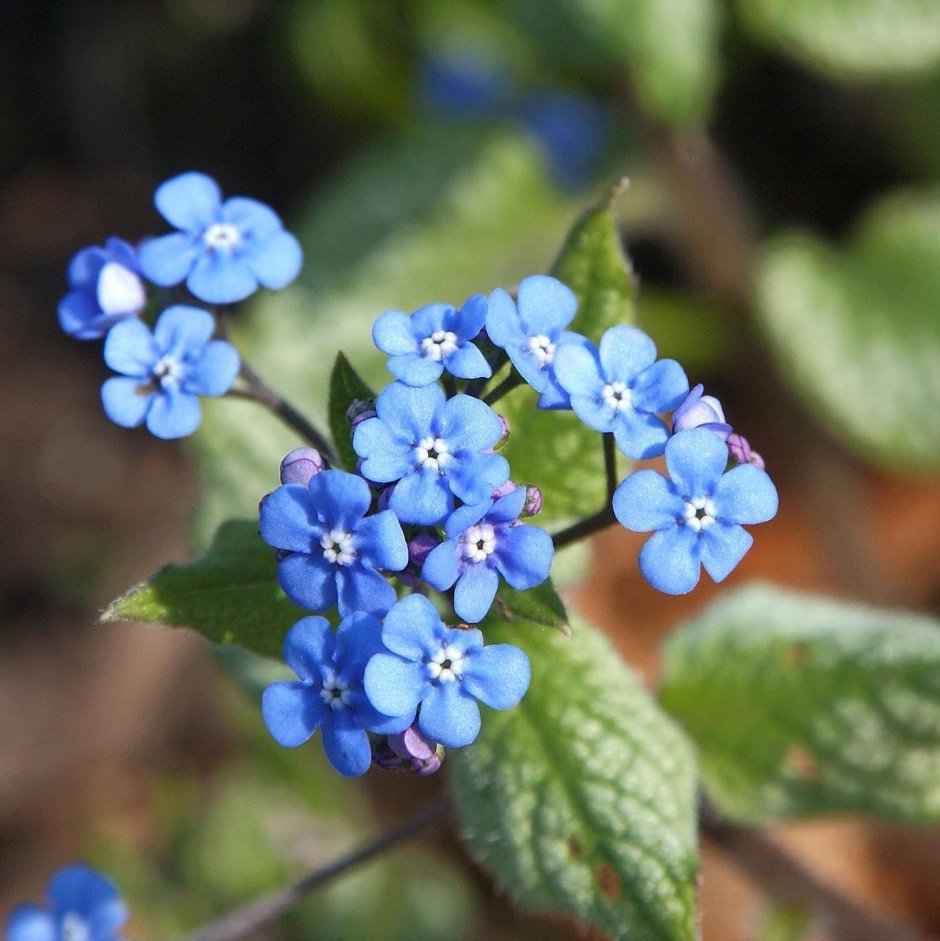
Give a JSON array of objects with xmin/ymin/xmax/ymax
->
[
  {"xmin": 483, "ymin": 370, "xmax": 524, "ymax": 407},
  {"xmin": 551, "ymin": 505, "xmax": 618, "ymax": 550},
  {"xmin": 603, "ymin": 433, "xmax": 618, "ymax": 502}
]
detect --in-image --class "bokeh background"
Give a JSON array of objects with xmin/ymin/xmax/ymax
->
[{"xmin": 3, "ymin": 1, "xmax": 940, "ymax": 938}]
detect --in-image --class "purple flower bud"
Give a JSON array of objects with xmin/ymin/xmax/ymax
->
[
  {"xmin": 346, "ymin": 398, "xmax": 376, "ymax": 430},
  {"xmin": 672, "ymin": 384, "xmax": 732, "ymax": 439},
  {"xmin": 749, "ymin": 450, "xmax": 765, "ymax": 471},
  {"xmin": 495, "ymin": 414, "xmax": 511, "ymax": 450},
  {"xmin": 492, "ymin": 479, "xmax": 517, "ymax": 499},
  {"xmin": 523, "ymin": 484, "xmax": 543, "ymax": 516},
  {"xmin": 279, "ymin": 447, "xmax": 325, "ymax": 486},
  {"xmin": 371, "ymin": 724, "xmax": 444, "ymax": 775},
  {"xmin": 408, "ymin": 532, "xmax": 440, "ymax": 568},
  {"xmin": 377, "ymin": 482, "xmax": 395, "ymax": 511},
  {"xmin": 726, "ymin": 433, "xmax": 751, "ymax": 465}
]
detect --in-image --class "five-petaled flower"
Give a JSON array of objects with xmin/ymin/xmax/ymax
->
[
  {"xmin": 373, "ymin": 294, "xmax": 492, "ymax": 386},
  {"xmin": 485, "ymin": 274, "xmax": 587, "ymax": 408},
  {"xmin": 613, "ymin": 428, "xmax": 778, "ymax": 594},
  {"xmin": 138, "ymin": 171, "xmax": 302, "ymax": 304},
  {"xmin": 5, "ymin": 863, "xmax": 127, "ymax": 941},
  {"xmin": 262, "ymin": 614, "xmax": 411, "ymax": 777},
  {"xmin": 554, "ymin": 325, "xmax": 689, "ymax": 459},
  {"xmin": 364, "ymin": 595, "xmax": 530, "ymax": 747},
  {"xmin": 101, "ymin": 305, "xmax": 239, "ymax": 439},
  {"xmin": 260, "ymin": 469, "xmax": 408, "ymax": 617},
  {"xmin": 353, "ymin": 383, "xmax": 509, "ymax": 525},
  {"xmin": 421, "ymin": 487, "xmax": 554, "ymax": 623},
  {"xmin": 58, "ymin": 237, "xmax": 146, "ymax": 340}
]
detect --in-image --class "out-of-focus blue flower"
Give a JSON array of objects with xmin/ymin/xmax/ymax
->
[
  {"xmin": 260, "ymin": 469, "xmax": 407, "ymax": 618},
  {"xmin": 364, "ymin": 595, "xmax": 530, "ymax": 747},
  {"xmin": 421, "ymin": 488, "xmax": 553, "ymax": 623},
  {"xmin": 613, "ymin": 428, "xmax": 778, "ymax": 594},
  {"xmin": 373, "ymin": 294, "xmax": 491, "ymax": 387},
  {"xmin": 519, "ymin": 90, "xmax": 610, "ymax": 189},
  {"xmin": 138, "ymin": 171, "xmax": 302, "ymax": 304},
  {"xmin": 486, "ymin": 275, "xmax": 586, "ymax": 409},
  {"xmin": 101, "ymin": 305, "xmax": 238, "ymax": 439},
  {"xmin": 554, "ymin": 325, "xmax": 689, "ymax": 459},
  {"xmin": 58, "ymin": 238, "xmax": 145, "ymax": 340},
  {"xmin": 672, "ymin": 384, "xmax": 732, "ymax": 439},
  {"xmin": 419, "ymin": 49, "xmax": 511, "ymax": 118},
  {"xmin": 262, "ymin": 614, "xmax": 411, "ymax": 777},
  {"xmin": 5, "ymin": 863, "xmax": 127, "ymax": 941},
  {"xmin": 353, "ymin": 383, "xmax": 509, "ymax": 525}
]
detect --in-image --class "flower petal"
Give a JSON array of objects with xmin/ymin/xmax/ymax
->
[
  {"xmin": 444, "ymin": 498, "xmax": 493, "ymax": 537},
  {"xmin": 713, "ymin": 464, "xmax": 779, "ymax": 525},
  {"xmin": 598, "ymin": 325, "xmax": 656, "ymax": 381},
  {"xmin": 145, "ymin": 390, "xmax": 201, "ymax": 439},
  {"xmin": 462, "ymin": 644, "xmax": 531, "ymax": 709},
  {"xmin": 262, "ymin": 680, "xmax": 327, "ymax": 747},
  {"xmin": 244, "ymin": 230, "xmax": 303, "ymax": 290},
  {"xmin": 380, "ymin": 594, "xmax": 443, "ymax": 659},
  {"xmin": 418, "ymin": 683, "xmax": 481, "ymax": 747},
  {"xmin": 48, "ymin": 865, "xmax": 126, "ymax": 932},
  {"xmin": 260, "ymin": 484, "xmax": 318, "ymax": 553},
  {"xmin": 701, "ymin": 521, "xmax": 753, "ymax": 583},
  {"xmin": 307, "ymin": 469, "xmax": 371, "ymax": 530},
  {"xmin": 186, "ymin": 340, "xmax": 239, "ymax": 396},
  {"xmin": 155, "ymin": 171, "xmax": 221, "ymax": 231},
  {"xmin": 631, "ymin": 358, "xmax": 689, "ymax": 413},
  {"xmin": 58, "ymin": 289, "xmax": 108, "ymax": 340},
  {"xmin": 336, "ymin": 565, "xmax": 397, "ymax": 618},
  {"xmin": 441, "ymin": 394, "xmax": 502, "ymax": 451},
  {"xmin": 445, "ymin": 342, "xmax": 491, "ymax": 380},
  {"xmin": 334, "ymin": 612, "xmax": 385, "ymax": 673},
  {"xmin": 4, "ymin": 905, "xmax": 55, "ymax": 941},
  {"xmin": 569, "ymin": 393, "xmax": 616, "ymax": 433},
  {"xmin": 389, "ymin": 467, "xmax": 452, "ymax": 525},
  {"xmin": 453, "ymin": 564, "xmax": 499, "ymax": 623},
  {"xmin": 493, "ymin": 525, "xmax": 553, "ymax": 590},
  {"xmin": 97, "ymin": 262, "xmax": 145, "ymax": 316},
  {"xmin": 277, "ymin": 552, "xmax": 337, "ymax": 611},
  {"xmin": 364, "ymin": 654, "xmax": 426, "ymax": 717},
  {"xmin": 484, "ymin": 288, "xmax": 524, "ymax": 350},
  {"xmin": 613, "ymin": 469, "xmax": 683, "ymax": 532},
  {"xmin": 375, "ymin": 382, "xmax": 442, "ymax": 442},
  {"xmin": 103, "ymin": 318, "xmax": 157, "ymax": 376},
  {"xmin": 553, "ymin": 340, "xmax": 603, "ymax": 398},
  {"xmin": 447, "ymin": 452, "xmax": 509, "ymax": 506},
  {"xmin": 321, "ymin": 719, "xmax": 372, "ymax": 777},
  {"xmin": 454, "ymin": 292, "xmax": 488, "ymax": 338},
  {"xmin": 373, "ymin": 310, "xmax": 418, "ymax": 356},
  {"xmin": 186, "ymin": 251, "xmax": 258, "ymax": 304},
  {"xmin": 138, "ymin": 232, "xmax": 201, "ymax": 286},
  {"xmin": 665, "ymin": 427, "xmax": 730, "ymax": 498},
  {"xmin": 638, "ymin": 525, "xmax": 702, "ymax": 595},
  {"xmin": 67, "ymin": 246, "xmax": 106, "ymax": 286},
  {"xmin": 355, "ymin": 510, "xmax": 407, "ymax": 571},
  {"xmin": 388, "ymin": 351, "xmax": 444, "ymax": 387},
  {"xmin": 353, "ymin": 418, "xmax": 410, "ymax": 482},
  {"xmin": 516, "ymin": 274, "xmax": 577, "ymax": 335},
  {"xmin": 101, "ymin": 377, "xmax": 153, "ymax": 428},
  {"xmin": 221, "ymin": 196, "xmax": 282, "ymax": 237},
  {"xmin": 420, "ymin": 540, "xmax": 462, "ymax": 591},
  {"xmin": 153, "ymin": 305, "xmax": 215, "ymax": 354},
  {"xmin": 410, "ymin": 302, "xmax": 451, "ymax": 338},
  {"xmin": 282, "ymin": 616, "xmax": 334, "ymax": 682},
  {"xmin": 611, "ymin": 408, "xmax": 670, "ymax": 459}
]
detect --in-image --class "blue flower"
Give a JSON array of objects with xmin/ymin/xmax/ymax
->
[
  {"xmin": 419, "ymin": 49, "xmax": 511, "ymax": 118},
  {"xmin": 138, "ymin": 172, "xmax": 302, "ymax": 304},
  {"xmin": 554, "ymin": 325, "xmax": 689, "ymax": 459},
  {"xmin": 421, "ymin": 487, "xmax": 554, "ymax": 623},
  {"xmin": 262, "ymin": 614, "xmax": 411, "ymax": 777},
  {"xmin": 260, "ymin": 469, "xmax": 407, "ymax": 617},
  {"xmin": 364, "ymin": 595, "xmax": 530, "ymax": 748},
  {"xmin": 353, "ymin": 383, "xmax": 509, "ymax": 525},
  {"xmin": 101, "ymin": 305, "xmax": 239, "ymax": 439},
  {"xmin": 5, "ymin": 863, "xmax": 126, "ymax": 941},
  {"xmin": 58, "ymin": 238, "xmax": 145, "ymax": 340},
  {"xmin": 372, "ymin": 294, "xmax": 492, "ymax": 387},
  {"xmin": 613, "ymin": 428, "xmax": 778, "ymax": 594},
  {"xmin": 672, "ymin": 383, "xmax": 732, "ymax": 439},
  {"xmin": 485, "ymin": 275, "xmax": 586, "ymax": 409}
]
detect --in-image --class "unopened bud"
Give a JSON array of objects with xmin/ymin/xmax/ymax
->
[
  {"xmin": 279, "ymin": 447, "xmax": 325, "ymax": 486},
  {"xmin": 346, "ymin": 398, "xmax": 376, "ymax": 429},
  {"xmin": 408, "ymin": 532, "xmax": 440, "ymax": 568},
  {"xmin": 371, "ymin": 724, "xmax": 444, "ymax": 776},
  {"xmin": 523, "ymin": 484, "xmax": 543, "ymax": 516},
  {"xmin": 672, "ymin": 384, "xmax": 732, "ymax": 439},
  {"xmin": 492, "ymin": 479, "xmax": 517, "ymax": 499},
  {"xmin": 494, "ymin": 414, "xmax": 511, "ymax": 450},
  {"xmin": 726, "ymin": 433, "xmax": 751, "ymax": 465}
]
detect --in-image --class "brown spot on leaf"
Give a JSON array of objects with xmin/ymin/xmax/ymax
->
[
  {"xmin": 595, "ymin": 862, "xmax": 620, "ymax": 900},
  {"xmin": 567, "ymin": 836, "xmax": 583, "ymax": 859}
]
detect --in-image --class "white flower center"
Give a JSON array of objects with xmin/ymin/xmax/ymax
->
[
  {"xmin": 320, "ymin": 529, "xmax": 356, "ymax": 565},
  {"xmin": 319, "ymin": 672, "xmax": 352, "ymax": 711},
  {"xmin": 427, "ymin": 644, "xmax": 465, "ymax": 683},
  {"xmin": 60, "ymin": 913, "xmax": 91, "ymax": 941},
  {"xmin": 683, "ymin": 497, "xmax": 717, "ymax": 532},
  {"xmin": 420, "ymin": 330, "xmax": 459, "ymax": 361},
  {"xmin": 463, "ymin": 523, "xmax": 496, "ymax": 564},
  {"xmin": 153, "ymin": 354, "xmax": 186, "ymax": 390},
  {"xmin": 602, "ymin": 381, "xmax": 632, "ymax": 412},
  {"xmin": 203, "ymin": 222, "xmax": 242, "ymax": 251},
  {"xmin": 414, "ymin": 436, "xmax": 452, "ymax": 472},
  {"xmin": 526, "ymin": 334, "xmax": 556, "ymax": 368}
]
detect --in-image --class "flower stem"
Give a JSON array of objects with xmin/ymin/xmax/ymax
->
[
  {"xmin": 483, "ymin": 370, "xmax": 524, "ymax": 407},
  {"xmin": 551, "ymin": 505, "xmax": 618, "ymax": 550},
  {"xmin": 180, "ymin": 796, "xmax": 451, "ymax": 941},
  {"xmin": 603, "ymin": 433, "xmax": 618, "ymax": 502},
  {"xmin": 229, "ymin": 359, "xmax": 337, "ymax": 465},
  {"xmin": 442, "ymin": 373, "xmax": 457, "ymax": 399}
]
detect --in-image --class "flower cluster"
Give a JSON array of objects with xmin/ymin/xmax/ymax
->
[{"xmin": 58, "ymin": 172, "xmax": 304, "ymax": 438}]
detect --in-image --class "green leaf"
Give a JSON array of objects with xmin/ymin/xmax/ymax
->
[
  {"xmin": 660, "ymin": 582, "xmax": 940, "ymax": 824},
  {"xmin": 328, "ymin": 352, "xmax": 375, "ymax": 471},
  {"xmin": 755, "ymin": 189, "xmax": 940, "ymax": 471},
  {"xmin": 499, "ymin": 186, "xmax": 636, "ymax": 526},
  {"xmin": 493, "ymin": 578, "xmax": 570, "ymax": 634},
  {"xmin": 738, "ymin": 0, "xmax": 940, "ymax": 81},
  {"xmin": 451, "ymin": 617, "xmax": 699, "ymax": 941},
  {"xmin": 102, "ymin": 520, "xmax": 302, "ymax": 660}
]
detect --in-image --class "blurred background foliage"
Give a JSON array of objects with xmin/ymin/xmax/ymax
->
[{"xmin": 2, "ymin": 0, "xmax": 940, "ymax": 938}]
